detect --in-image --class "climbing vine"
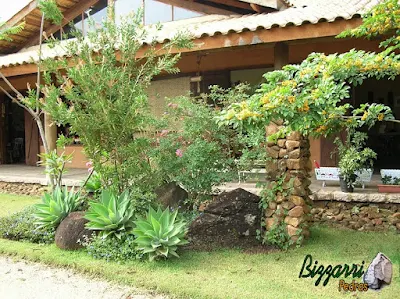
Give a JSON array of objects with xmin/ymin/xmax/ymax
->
[
  {"xmin": 217, "ymin": 0, "xmax": 400, "ymax": 140},
  {"xmin": 218, "ymin": 0, "xmax": 400, "ymax": 249},
  {"xmin": 257, "ymin": 173, "xmax": 301, "ymax": 250}
]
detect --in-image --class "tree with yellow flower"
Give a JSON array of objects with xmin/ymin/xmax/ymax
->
[
  {"xmin": 217, "ymin": 0, "xmax": 400, "ymax": 249},
  {"xmin": 218, "ymin": 0, "xmax": 400, "ymax": 142}
]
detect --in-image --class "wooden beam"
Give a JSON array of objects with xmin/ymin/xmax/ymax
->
[
  {"xmin": 205, "ymin": 0, "xmax": 252, "ymax": 11},
  {"xmin": 239, "ymin": 0, "xmax": 282, "ymax": 9},
  {"xmin": 0, "ymin": 0, "xmax": 38, "ymax": 29},
  {"xmin": 0, "ymin": 74, "xmax": 38, "ymax": 91},
  {"xmin": 156, "ymin": 0, "xmax": 235, "ymax": 15},
  {"xmin": 250, "ymin": 3, "xmax": 269, "ymax": 13},
  {"xmin": 274, "ymin": 42, "xmax": 288, "ymax": 70},
  {"xmin": 22, "ymin": 0, "xmax": 100, "ymax": 49}
]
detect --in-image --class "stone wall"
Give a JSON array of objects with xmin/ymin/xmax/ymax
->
[
  {"xmin": 264, "ymin": 121, "xmax": 313, "ymax": 245},
  {"xmin": 0, "ymin": 182, "xmax": 46, "ymax": 197},
  {"xmin": 311, "ymin": 200, "xmax": 400, "ymax": 232}
]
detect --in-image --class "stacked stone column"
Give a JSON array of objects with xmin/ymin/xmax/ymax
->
[{"xmin": 264, "ymin": 121, "xmax": 312, "ymax": 245}]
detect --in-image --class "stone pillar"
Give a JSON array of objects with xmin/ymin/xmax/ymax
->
[
  {"xmin": 44, "ymin": 113, "xmax": 57, "ymax": 152},
  {"xmin": 265, "ymin": 121, "xmax": 312, "ymax": 246}
]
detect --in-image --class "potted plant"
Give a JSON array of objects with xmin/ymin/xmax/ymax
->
[
  {"xmin": 334, "ymin": 131, "xmax": 376, "ymax": 193},
  {"xmin": 378, "ymin": 175, "xmax": 400, "ymax": 193}
]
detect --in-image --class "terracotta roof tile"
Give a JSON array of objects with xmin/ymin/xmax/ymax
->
[{"xmin": 0, "ymin": 0, "xmax": 382, "ymax": 69}]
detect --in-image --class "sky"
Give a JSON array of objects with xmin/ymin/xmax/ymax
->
[{"xmin": 0, "ymin": 0, "xmax": 31, "ymax": 22}]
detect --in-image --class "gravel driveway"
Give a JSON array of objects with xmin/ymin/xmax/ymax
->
[{"xmin": 0, "ymin": 257, "xmax": 163, "ymax": 299}]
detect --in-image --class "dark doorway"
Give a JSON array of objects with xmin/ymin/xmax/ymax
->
[
  {"xmin": 354, "ymin": 78, "xmax": 400, "ymax": 170},
  {"xmin": 5, "ymin": 101, "xmax": 25, "ymax": 164}
]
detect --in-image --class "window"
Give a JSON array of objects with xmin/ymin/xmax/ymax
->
[
  {"xmin": 115, "ymin": 0, "xmax": 143, "ymax": 25},
  {"xmin": 56, "ymin": 0, "xmax": 204, "ymax": 38},
  {"xmin": 115, "ymin": 0, "xmax": 203, "ymax": 25},
  {"xmin": 173, "ymin": 6, "xmax": 202, "ymax": 21}
]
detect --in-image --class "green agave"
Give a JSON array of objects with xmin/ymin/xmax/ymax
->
[
  {"xmin": 133, "ymin": 207, "xmax": 189, "ymax": 261},
  {"xmin": 84, "ymin": 190, "xmax": 135, "ymax": 239},
  {"xmin": 33, "ymin": 186, "xmax": 81, "ymax": 229}
]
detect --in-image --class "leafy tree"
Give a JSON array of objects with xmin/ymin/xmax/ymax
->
[
  {"xmin": 41, "ymin": 10, "xmax": 193, "ymax": 194},
  {"xmin": 0, "ymin": 0, "xmax": 63, "ymax": 187},
  {"xmin": 218, "ymin": 0, "xmax": 400, "ymax": 140},
  {"xmin": 217, "ymin": 0, "xmax": 400, "ymax": 248}
]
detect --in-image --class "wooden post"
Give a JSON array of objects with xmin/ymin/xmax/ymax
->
[
  {"xmin": 108, "ymin": 0, "xmax": 116, "ymax": 23},
  {"xmin": 0, "ymin": 94, "xmax": 6, "ymax": 164},
  {"xmin": 274, "ymin": 42, "xmax": 289, "ymax": 70},
  {"xmin": 44, "ymin": 113, "xmax": 57, "ymax": 152}
]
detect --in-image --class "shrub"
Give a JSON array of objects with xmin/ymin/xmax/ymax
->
[
  {"xmin": 33, "ymin": 187, "xmax": 82, "ymax": 229},
  {"xmin": 42, "ymin": 11, "xmax": 193, "ymax": 195},
  {"xmin": 84, "ymin": 233, "xmax": 140, "ymax": 263},
  {"xmin": 0, "ymin": 206, "xmax": 55, "ymax": 244},
  {"xmin": 133, "ymin": 206, "xmax": 188, "ymax": 261},
  {"xmin": 84, "ymin": 190, "xmax": 135, "ymax": 239},
  {"xmin": 153, "ymin": 86, "xmax": 266, "ymax": 204},
  {"xmin": 84, "ymin": 170, "xmax": 103, "ymax": 195},
  {"xmin": 334, "ymin": 131, "xmax": 376, "ymax": 187}
]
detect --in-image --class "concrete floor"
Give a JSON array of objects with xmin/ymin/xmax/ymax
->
[
  {"xmin": 0, "ymin": 165, "xmax": 87, "ymax": 186},
  {"xmin": 0, "ymin": 164, "xmax": 383, "ymax": 191},
  {"xmin": 1, "ymin": 165, "xmax": 399, "ymax": 204}
]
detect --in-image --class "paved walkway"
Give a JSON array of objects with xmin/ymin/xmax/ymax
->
[
  {"xmin": 0, "ymin": 257, "xmax": 163, "ymax": 299},
  {"xmin": 0, "ymin": 165, "xmax": 398, "ymax": 203},
  {"xmin": 0, "ymin": 165, "xmax": 87, "ymax": 186}
]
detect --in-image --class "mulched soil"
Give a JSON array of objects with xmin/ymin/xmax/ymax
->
[{"xmin": 184, "ymin": 236, "xmax": 279, "ymax": 254}]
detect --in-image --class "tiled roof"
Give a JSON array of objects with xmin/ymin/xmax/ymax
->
[
  {"xmin": 0, "ymin": 0, "xmax": 381, "ymax": 70},
  {"xmin": 152, "ymin": 0, "xmax": 379, "ymax": 43}
]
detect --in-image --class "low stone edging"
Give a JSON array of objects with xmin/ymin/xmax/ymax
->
[
  {"xmin": 0, "ymin": 182, "xmax": 47, "ymax": 197},
  {"xmin": 311, "ymin": 200, "xmax": 400, "ymax": 232}
]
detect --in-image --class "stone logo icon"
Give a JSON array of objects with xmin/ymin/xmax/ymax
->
[{"xmin": 363, "ymin": 252, "xmax": 393, "ymax": 290}]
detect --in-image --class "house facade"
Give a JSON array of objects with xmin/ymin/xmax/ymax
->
[{"xmin": 1, "ymin": 0, "xmax": 399, "ymax": 171}]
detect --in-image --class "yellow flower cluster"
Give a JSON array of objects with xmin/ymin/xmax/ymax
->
[
  {"xmin": 225, "ymin": 110, "xmax": 236, "ymax": 120},
  {"xmin": 236, "ymin": 109, "xmax": 261, "ymax": 120},
  {"xmin": 281, "ymin": 80, "xmax": 297, "ymax": 88},
  {"xmin": 298, "ymin": 100, "xmax": 309, "ymax": 112},
  {"xmin": 260, "ymin": 92, "xmax": 273, "ymax": 104},
  {"xmin": 311, "ymin": 89, "xmax": 320, "ymax": 100},
  {"xmin": 361, "ymin": 112, "xmax": 368, "ymax": 121},
  {"xmin": 378, "ymin": 113, "xmax": 384, "ymax": 121},
  {"xmin": 316, "ymin": 125, "xmax": 327, "ymax": 133}
]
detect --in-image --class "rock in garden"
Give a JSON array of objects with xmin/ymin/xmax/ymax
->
[
  {"xmin": 155, "ymin": 182, "xmax": 188, "ymax": 208},
  {"xmin": 55, "ymin": 212, "xmax": 91, "ymax": 250},
  {"xmin": 188, "ymin": 188, "xmax": 260, "ymax": 247},
  {"xmin": 363, "ymin": 253, "xmax": 392, "ymax": 290}
]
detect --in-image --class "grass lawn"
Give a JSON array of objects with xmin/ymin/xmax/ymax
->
[
  {"xmin": 0, "ymin": 193, "xmax": 39, "ymax": 217},
  {"xmin": 0, "ymin": 194, "xmax": 399, "ymax": 298}
]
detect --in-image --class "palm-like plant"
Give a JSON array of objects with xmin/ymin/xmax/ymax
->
[
  {"xmin": 33, "ymin": 187, "xmax": 81, "ymax": 229},
  {"xmin": 133, "ymin": 207, "xmax": 188, "ymax": 261},
  {"xmin": 84, "ymin": 190, "xmax": 135, "ymax": 239}
]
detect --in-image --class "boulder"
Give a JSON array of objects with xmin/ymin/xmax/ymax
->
[
  {"xmin": 55, "ymin": 212, "xmax": 91, "ymax": 250},
  {"xmin": 155, "ymin": 182, "xmax": 188, "ymax": 209},
  {"xmin": 188, "ymin": 188, "xmax": 260, "ymax": 246}
]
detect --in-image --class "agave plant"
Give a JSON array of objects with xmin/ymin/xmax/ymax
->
[
  {"xmin": 84, "ymin": 190, "xmax": 135, "ymax": 239},
  {"xmin": 33, "ymin": 186, "xmax": 81, "ymax": 229},
  {"xmin": 133, "ymin": 207, "xmax": 189, "ymax": 261},
  {"xmin": 84, "ymin": 171, "xmax": 102, "ymax": 194}
]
